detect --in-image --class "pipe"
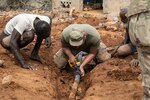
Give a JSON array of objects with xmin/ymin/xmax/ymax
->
[{"xmin": 68, "ymin": 51, "xmax": 87, "ymax": 100}]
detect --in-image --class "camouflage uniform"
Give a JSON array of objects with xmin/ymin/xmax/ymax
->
[{"xmin": 128, "ymin": 0, "xmax": 150, "ymax": 99}]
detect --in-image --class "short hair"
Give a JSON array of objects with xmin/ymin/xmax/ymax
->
[
  {"xmin": 120, "ymin": 8, "xmax": 128, "ymax": 23},
  {"xmin": 120, "ymin": 8, "xmax": 128, "ymax": 15},
  {"xmin": 34, "ymin": 21, "xmax": 50, "ymax": 37}
]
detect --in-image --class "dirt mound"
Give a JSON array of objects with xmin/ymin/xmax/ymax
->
[{"xmin": 107, "ymin": 69, "xmax": 140, "ymax": 81}]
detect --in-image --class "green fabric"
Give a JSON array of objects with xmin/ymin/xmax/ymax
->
[
  {"xmin": 69, "ymin": 30, "xmax": 84, "ymax": 46},
  {"xmin": 137, "ymin": 47, "xmax": 150, "ymax": 88},
  {"xmin": 61, "ymin": 24, "xmax": 100, "ymax": 54},
  {"xmin": 128, "ymin": 0, "xmax": 150, "ymax": 17},
  {"xmin": 129, "ymin": 6, "xmax": 150, "ymax": 99},
  {"xmin": 129, "ymin": 11, "xmax": 150, "ymax": 46}
]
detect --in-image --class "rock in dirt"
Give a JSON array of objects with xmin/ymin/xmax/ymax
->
[
  {"xmin": 43, "ymin": 67, "xmax": 49, "ymax": 70},
  {"xmin": 76, "ymin": 96, "xmax": 81, "ymax": 100},
  {"xmin": 2, "ymin": 75, "xmax": 13, "ymax": 87},
  {"xmin": 137, "ymin": 74, "xmax": 142, "ymax": 81},
  {"xmin": 11, "ymin": 95, "xmax": 17, "ymax": 100},
  {"xmin": 0, "ymin": 60, "xmax": 4, "ymax": 67}
]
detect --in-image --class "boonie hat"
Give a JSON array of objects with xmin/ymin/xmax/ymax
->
[{"xmin": 69, "ymin": 30, "xmax": 84, "ymax": 46}]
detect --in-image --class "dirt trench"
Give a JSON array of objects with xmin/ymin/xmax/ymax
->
[{"xmin": 0, "ymin": 12, "xmax": 143, "ymax": 100}]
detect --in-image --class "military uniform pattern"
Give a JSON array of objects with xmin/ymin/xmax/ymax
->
[{"xmin": 128, "ymin": 0, "xmax": 150, "ymax": 99}]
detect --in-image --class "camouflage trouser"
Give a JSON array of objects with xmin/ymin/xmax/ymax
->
[
  {"xmin": 53, "ymin": 42, "xmax": 111, "ymax": 68},
  {"xmin": 129, "ymin": 11, "xmax": 150, "ymax": 100}
]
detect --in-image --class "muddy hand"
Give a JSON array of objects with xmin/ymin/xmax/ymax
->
[
  {"xmin": 22, "ymin": 63, "xmax": 37, "ymax": 70},
  {"xmin": 130, "ymin": 59, "xmax": 139, "ymax": 67},
  {"xmin": 30, "ymin": 55, "xmax": 46, "ymax": 64}
]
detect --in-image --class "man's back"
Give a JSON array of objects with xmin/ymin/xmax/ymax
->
[{"xmin": 5, "ymin": 13, "xmax": 50, "ymax": 35}]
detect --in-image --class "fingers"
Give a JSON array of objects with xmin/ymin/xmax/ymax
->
[
  {"xmin": 81, "ymin": 71, "xmax": 85, "ymax": 77},
  {"xmin": 46, "ymin": 44, "xmax": 50, "ymax": 48},
  {"xmin": 22, "ymin": 64, "xmax": 37, "ymax": 70},
  {"xmin": 28, "ymin": 64, "xmax": 36, "ymax": 70},
  {"xmin": 80, "ymin": 67, "xmax": 85, "ymax": 77},
  {"xmin": 45, "ymin": 42, "xmax": 50, "ymax": 48},
  {"xmin": 72, "ymin": 60, "xmax": 76, "ymax": 66},
  {"xmin": 46, "ymin": 42, "xmax": 51, "ymax": 48},
  {"xmin": 44, "ymin": 38, "xmax": 51, "ymax": 48},
  {"xmin": 130, "ymin": 59, "xmax": 139, "ymax": 67},
  {"xmin": 69, "ymin": 57, "xmax": 76, "ymax": 66},
  {"xmin": 29, "ymin": 65, "xmax": 37, "ymax": 71}
]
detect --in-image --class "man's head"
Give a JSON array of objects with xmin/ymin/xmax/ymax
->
[
  {"xmin": 119, "ymin": 8, "xmax": 128, "ymax": 24},
  {"xmin": 34, "ymin": 18, "xmax": 50, "ymax": 38},
  {"xmin": 69, "ymin": 30, "xmax": 85, "ymax": 47}
]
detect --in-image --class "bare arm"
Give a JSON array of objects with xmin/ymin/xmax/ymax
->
[
  {"xmin": 10, "ymin": 29, "xmax": 35, "ymax": 70},
  {"xmin": 62, "ymin": 44, "xmax": 76, "ymax": 65},
  {"xmin": 80, "ymin": 49, "xmax": 98, "ymax": 76},
  {"xmin": 30, "ymin": 35, "xmax": 43, "ymax": 62},
  {"xmin": 44, "ymin": 18, "xmax": 52, "ymax": 48},
  {"xmin": 122, "ymin": 28, "xmax": 129, "ymax": 45},
  {"xmin": 80, "ymin": 49, "xmax": 98, "ymax": 69},
  {"xmin": 62, "ymin": 45, "xmax": 73, "ymax": 58},
  {"xmin": 10, "ymin": 29, "xmax": 25, "ymax": 66}
]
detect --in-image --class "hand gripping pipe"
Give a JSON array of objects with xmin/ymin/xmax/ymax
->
[{"xmin": 68, "ymin": 51, "xmax": 88, "ymax": 100}]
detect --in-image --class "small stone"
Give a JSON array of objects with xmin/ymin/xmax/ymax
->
[
  {"xmin": 137, "ymin": 74, "xmax": 142, "ymax": 81},
  {"xmin": 43, "ymin": 67, "xmax": 49, "ymax": 70},
  {"xmin": 11, "ymin": 95, "xmax": 17, "ymax": 100},
  {"xmin": 2, "ymin": 75, "xmax": 13, "ymax": 87},
  {"xmin": 76, "ymin": 96, "xmax": 81, "ymax": 100}
]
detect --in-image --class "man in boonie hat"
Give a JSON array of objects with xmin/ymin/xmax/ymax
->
[{"xmin": 54, "ymin": 24, "xmax": 111, "ymax": 76}]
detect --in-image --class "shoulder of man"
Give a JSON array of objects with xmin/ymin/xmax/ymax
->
[{"xmin": 128, "ymin": 0, "xmax": 150, "ymax": 17}]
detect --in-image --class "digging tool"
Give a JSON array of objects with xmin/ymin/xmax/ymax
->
[{"xmin": 68, "ymin": 51, "xmax": 87, "ymax": 100}]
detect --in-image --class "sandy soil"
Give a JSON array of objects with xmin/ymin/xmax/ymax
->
[{"xmin": 0, "ymin": 12, "xmax": 143, "ymax": 100}]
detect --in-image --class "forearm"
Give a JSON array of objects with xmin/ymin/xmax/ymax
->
[
  {"xmin": 31, "ymin": 36, "xmax": 43, "ymax": 56},
  {"xmin": 62, "ymin": 47, "xmax": 74, "ymax": 58},
  {"xmin": 10, "ymin": 42, "xmax": 25, "ymax": 66},
  {"xmin": 123, "ymin": 29, "xmax": 129, "ymax": 44},
  {"xmin": 80, "ymin": 53, "xmax": 95, "ymax": 69}
]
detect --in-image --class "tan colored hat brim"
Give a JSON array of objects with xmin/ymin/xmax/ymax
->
[{"xmin": 69, "ymin": 39, "xmax": 83, "ymax": 46}]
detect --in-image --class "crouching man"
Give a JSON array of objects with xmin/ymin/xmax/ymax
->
[
  {"xmin": 116, "ymin": 8, "xmax": 137, "ymax": 57},
  {"xmin": 0, "ymin": 13, "xmax": 51, "ymax": 70},
  {"xmin": 54, "ymin": 24, "xmax": 111, "ymax": 76}
]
